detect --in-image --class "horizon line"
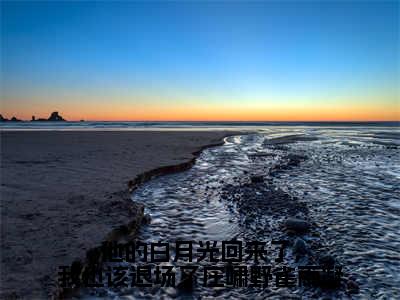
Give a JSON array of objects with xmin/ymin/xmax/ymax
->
[{"xmin": 1, "ymin": 119, "xmax": 399, "ymax": 123}]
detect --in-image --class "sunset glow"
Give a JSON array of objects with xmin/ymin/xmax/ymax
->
[{"xmin": 1, "ymin": 1, "xmax": 399, "ymax": 121}]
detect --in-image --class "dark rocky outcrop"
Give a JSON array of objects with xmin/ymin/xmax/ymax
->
[
  {"xmin": 47, "ymin": 111, "xmax": 65, "ymax": 121},
  {"xmin": 31, "ymin": 111, "xmax": 66, "ymax": 122},
  {"xmin": 0, "ymin": 115, "xmax": 21, "ymax": 122},
  {"xmin": 1, "ymin": 112, "xmax": 67, "ymax": 122}
]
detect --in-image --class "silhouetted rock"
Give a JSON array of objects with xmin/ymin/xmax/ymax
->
[
  {"xmin": 10, "ymin": 116, "xmax": 21, "ymax": 122},
  {"xmin": 0, "ymin": 114, "xmax": 8, "ymax": 122},
  {"xmin": 31, "ymin": 112, "xmax": 66, "ymax": 122},
  {"xmin": 48, "ymin": 112, "xmax": 65, "ymax": 121}
]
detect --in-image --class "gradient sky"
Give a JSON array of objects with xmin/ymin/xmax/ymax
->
[{"xmin": 1, "ymin": 1, "xmax": 399, "ymax": 121}]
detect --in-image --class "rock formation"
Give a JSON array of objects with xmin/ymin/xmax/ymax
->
[
  {"xmin": 31, "ymin": 112, "xmax": 67, "ymax": 122},
  {"xmin": 47, "ymin": 112, "xmax": 65, "ymax": 121},
  {"xmin": 0, "ymin": 112, "xmax": 67, "ymax": 122}
]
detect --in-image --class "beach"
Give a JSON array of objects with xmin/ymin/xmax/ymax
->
[
  {"xmin": 0, "ymin": 130, "xmax": 235, "ymax": 299},
  {"xmin": 1, "ymin": 126, "xmax": 399, "ymax": 299}
]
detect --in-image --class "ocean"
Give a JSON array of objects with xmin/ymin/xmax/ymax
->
[{"xmin": 0, "ymin": 121, "xmax": 399, "ymax": 131}]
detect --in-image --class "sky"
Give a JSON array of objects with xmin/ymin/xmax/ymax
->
[{"xmin": 1, "ymin": 1, "xmax": 399, "ymax": 121}]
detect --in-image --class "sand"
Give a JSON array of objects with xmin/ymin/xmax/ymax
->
[{"xmin": 0, "ymin": 130, "xmax": 234, "ymax": 299}]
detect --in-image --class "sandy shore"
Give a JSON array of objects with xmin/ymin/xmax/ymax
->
[{"xmin": 0, "ymin": 130, "xmax": 235, "ymax": 299}]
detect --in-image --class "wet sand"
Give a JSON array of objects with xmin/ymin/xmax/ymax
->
[{"xmin": 0, "ymin": 130, "xmax": 235, "ymax": 299}]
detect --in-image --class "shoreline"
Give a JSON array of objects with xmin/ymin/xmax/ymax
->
[
  {"xmin": 0, "ymin": 130, "xmax": 241, "ymax": 299},
  {"xmin": 57, "ymin": 133, "xmax": 241, "ymax": 299},
  {"xmin": 127, "ymin": 135, "xmax": 236, "ymax": 191}
]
